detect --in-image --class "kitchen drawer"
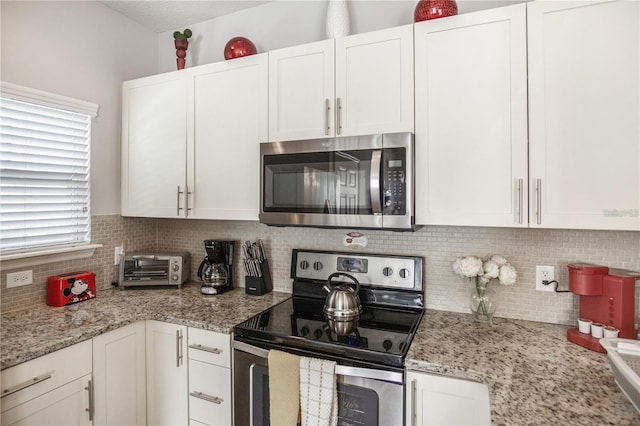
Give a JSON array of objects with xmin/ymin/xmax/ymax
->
[
  {"xmin": 187, "ymin": 327, "xmax": 230, "ymax": 368},
  {"xmin": 188, "ymin": 359, "xmax": 231, "ymax": 426},
  {"xmin": 1, "ymin": 340, "xmax": 92, "ymax": 412}
]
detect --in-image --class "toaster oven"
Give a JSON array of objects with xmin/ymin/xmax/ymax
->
[{"xmin": 119, "ymin": 252, "xmax": 191, "ymax": 289}]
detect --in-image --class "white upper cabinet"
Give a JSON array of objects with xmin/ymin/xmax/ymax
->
[
  {"xmin": 268, "ymin": 40, "xmax": 335, "ymax": 141},
  {"xmin": 121, "ymin": 72, "xmax": 189, "ymax": 218},
  {"xmin": 190, "ymin": 54, "xmax": 268, "ymax": 221},
  {"xmin": 528, "ymin": 0, "xmax": 639, "ymax": 230},
  {"xmin": 268, "ymin": 24, "xmax": 414, "ymax": 141},
  {"xmin": 414, "ymin": 4, "xmax": 528, "ymax": 227}
]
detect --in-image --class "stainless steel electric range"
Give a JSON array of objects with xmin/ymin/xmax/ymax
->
[{"xmin": 233, "ymin": 249, "xmax": 424, "ymax": 426}]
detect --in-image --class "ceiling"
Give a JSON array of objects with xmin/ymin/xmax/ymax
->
[{"xmin": 101, "ymin": 1, "xmax": 272, "ymax": 33}]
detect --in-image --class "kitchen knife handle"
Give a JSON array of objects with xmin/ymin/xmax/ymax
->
[
  {"xmin": 176, "ymin": 329, "xmax": 184, "ymax": 367},
  {"xmin": 325, "ymin": 98, "xmax": 330, "ymax": 135},
  {"xmin": 336, "ymin": 97, "xmax": 342, "ymax": 135},
  {"xmin": 85, "ymin": 379, "xmax": 94, "ymax": 421},
  {"xmin": 1, "ymin": 372, "xmax": 53, "ymax": 398},
  {"xmin": 190, "ymin": 391, "xmax": 223, "ymax": 404},
  {"xmin": 188, "ymin": 344, "xmax": 222, "ymax": 355},
  {"xmin": 535, "ymin": 178, "xmax": 542, "ymax": 225}
]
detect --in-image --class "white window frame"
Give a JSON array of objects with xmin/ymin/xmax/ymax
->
[{"xmin": 0, "ymin": 82, "xmax": 102, "ymax": 269}]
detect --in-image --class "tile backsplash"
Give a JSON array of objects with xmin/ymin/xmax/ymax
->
[{"xmin": 2, "ymin": 215, "xmax": 639, "ymax": 328}]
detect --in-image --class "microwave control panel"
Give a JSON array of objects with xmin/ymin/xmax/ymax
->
[{"xmin": 382, "ymin": 148, "xmax": 406, "ymax": 215}]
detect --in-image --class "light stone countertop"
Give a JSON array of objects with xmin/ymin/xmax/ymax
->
[
  {"xmin": 2, "ymin": 285, "xmax": 638, "ymax": 425},
  {"xmin": 406, "ymin": 309, "xmax": 640, "ymax": 425}
]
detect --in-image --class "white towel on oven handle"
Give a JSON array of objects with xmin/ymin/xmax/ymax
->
[{"xmin": 299, "ymin": 357, "xmax": 338, "ymax": 426}]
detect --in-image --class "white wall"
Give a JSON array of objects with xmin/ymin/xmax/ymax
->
[
  {"xmin": 157, "ymin": 0, "xmax": 525, "ymax": 73},
  {"xmin": 0, "ymin": 1, "xmax": 158, "ymax": 215}
]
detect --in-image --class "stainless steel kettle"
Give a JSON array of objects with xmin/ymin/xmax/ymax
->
[{"xmin": 323, "ymin": 272, "xmax": 362, "ymax": 336}]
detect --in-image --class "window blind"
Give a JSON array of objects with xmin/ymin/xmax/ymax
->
[{"xmin": 0, "ymin": 97, "xmax": 91, "ymax": 252}]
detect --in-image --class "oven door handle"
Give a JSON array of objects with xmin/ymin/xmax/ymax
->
[{"xmin": 234, "ymin": 341, "xmax": 403, "ymax": 384}]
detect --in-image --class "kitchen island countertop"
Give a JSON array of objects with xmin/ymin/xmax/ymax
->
[{"xmin": 2, "ymin": 285, "xmax": 638, "ymax": 424}]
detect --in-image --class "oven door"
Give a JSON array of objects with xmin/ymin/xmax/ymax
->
[
  {"xmin": 260, "ymin": 132, "xmax": 414, "ymax": 230},
  {"xmin": 233, "ymin": 341, "xmax": 404, "ymax": 426}
]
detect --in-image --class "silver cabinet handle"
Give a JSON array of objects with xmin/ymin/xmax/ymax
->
[
  {"xmin": 85, "ymin": 379, "xmax": 94, "ymax": 421},
  {"xmin": 516, "ymin": 178, "xmax": 523, "ymax": 224},
  {"xmin": 176, "ymin": 329, "xmax": 184, "ymax": 367},
  {"xmin": 535, "ymin": 178, "xmax": 542, "ymax": 225},
  {"xmin": 325, "ymin": 98, "xmax": 331, "ymax": 135},
  {"xmin": 189, "ymin": 344, "xmax": 222, "ymax": 355},
  {"xmin": 177, "ymin": 185, "xmax": 184, "ymax": 216},
  {"xmin": 186, "ymin": 185, "xmax": 193, "ymax": 216},
  {"xmin": 1, "ymin": 372, "xmax": 53, "ymax": 398},
  {"xmin": 369, "ymin": 150, "xmax": 382, "ymax": 214},
  {"xmin": 336, "ymin": 97, "xmax": 342, "ymax": 135},
  {"xmin": 411, "ymin": 378, "xmax": 417, "ymax": 426},
  {"xmin": 190, "ymin": 391, "xmax": 223, "ymax": 404}
]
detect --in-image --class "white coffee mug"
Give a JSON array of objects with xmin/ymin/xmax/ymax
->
[
  {"xmin": 603, "ymin": 326, "xmax": 619, "ymax": 338},
  {"xmin": 591, "ymin": 323, "xmax": 604, "ymax": 338},
  {"xmin": 578, "ymin": 318, "xmax": 592, "ymax": 334}
]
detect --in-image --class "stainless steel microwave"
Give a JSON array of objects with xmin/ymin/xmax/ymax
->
[{"xmin": 259, "ymin": 132, "xmax": 416, "ymax": 230}]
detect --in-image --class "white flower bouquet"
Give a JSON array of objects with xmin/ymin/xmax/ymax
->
[{"xmin": 452, "ymin": 255, "xmax": 517, "ymax": 321}]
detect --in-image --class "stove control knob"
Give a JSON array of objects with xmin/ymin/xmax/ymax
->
[
  {"xmin": 172, "ymin": 274, "xmax": 179, "ymax": 282},
  {"xmin": 383, "ymin": 339, "xmax": 393, "ymax": 351},
  {"xmin": 300, "ymin": 326, "xmax": 310, "ymax": 337},
  {"xmin": 383, "ymin": 267, "xmax": 393, "ymax": 277},
  {"xmin": 172, "ymin": 264, "xmax": 180, "ymax": 272},
  {"xmin": 300, "ymin": 260, "xmax": 309, "ymax": 270},
  {"xmin": 313, "ymin": 261, "xmax": 323, "ymax": 271},
  {"xmin": 314, "ymin": 329, "xmax": 323, "ymax": 339},
  {"xmin": 399, "ymin": 268, "xmax": 410, "ymax": 279}
]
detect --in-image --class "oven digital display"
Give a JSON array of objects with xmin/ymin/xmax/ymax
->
[{"xmin": 337, "ymin": 257, "xmax": 368, "ymax": 273}]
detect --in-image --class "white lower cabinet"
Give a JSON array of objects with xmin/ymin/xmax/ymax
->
[
  {"xmin": 0, "ymin": 340, "xmax": 93, "ymax": 426},
  {"xmin": 92, "ymin": 321, "xmax": 146, "ymax": 426},
  {"xmin": 406, "ymin": 370, "xmax": 491, "ymax": 426},
  {"xmin": 187, "ymin": 327, "xmax": 232, "ymax": 426},
  {"xmin": 146, "ymin": 320, "xmax": 189, "ymax": 426}
]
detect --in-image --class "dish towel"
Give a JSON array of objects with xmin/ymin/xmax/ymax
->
[
  {"xmin": 268, "ymin": 349, "xmax": 301, "ymax": 426},
  {"xmin": 299, "ymin": 356, "xmax": 338, "ymax": 426}
]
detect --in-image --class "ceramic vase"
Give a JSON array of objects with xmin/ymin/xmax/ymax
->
[{"xmin": 326, "ymin": 0, "xmax": 351, "ymax": 39}]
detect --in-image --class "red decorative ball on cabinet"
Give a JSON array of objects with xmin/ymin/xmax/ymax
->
[
  {"xmin": 224, "ymin": 37, "xmax": 257, "ymax": 60},
  {"xmin": 414, "ymin": 0, "xmax": 458, "ymax": 22}
]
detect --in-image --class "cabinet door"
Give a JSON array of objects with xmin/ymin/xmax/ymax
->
[
  {"xmin": 92, "ymin": 321, "xmax": 146, "ymax": 426},
  {"xmin": 190, "ymin": 54, "xmax": 268, "ymax": 220},
  {"xmin": 146, "ymin": 320, "xmax": 188, "ymax": 426},
  {"xmin": 122, "ymin": 72, "xmax": 189, "ymax": 218},
  {"xmin": 406, "ymin": 371, "xmax": 490, "ymax": 426},
  {"xmin": 414, "ymin": 4, "xmax": 528, "ymax": 227},
  {"xmin": 335, "ymin": 24, "xmax": 414, "ymax": 136},
  {"xmin": 1, "ymin": 374, "xmax": 92, "ymax": 426},
  {"xmin": 528, "ymin": 0, "xmax": 639, "ymax": 230},
  {"xmin": 269, "ymin": 40, "xmax": 335, "ymax": 141}
]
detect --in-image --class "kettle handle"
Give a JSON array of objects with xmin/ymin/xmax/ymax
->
[
  {"xmin": 324, "ymin": 272, "xmax": 360, "ymax": 294},
  {"xmin": 197, "ymin": 257, "xmax": 208, "ymax": 281}
]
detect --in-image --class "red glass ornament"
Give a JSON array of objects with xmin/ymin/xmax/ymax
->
[
  {"xmin": 414, "ymin": 0, "xmax": 458, "ymax": 22},
  {"xmin": 224, "ymin": 37, "xmax": 257, "ymax": 60}
]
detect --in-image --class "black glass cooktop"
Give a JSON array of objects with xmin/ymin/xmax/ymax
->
[{"xmin": 234, "ymin": 296, "xmax": 423, "ymax": 368}]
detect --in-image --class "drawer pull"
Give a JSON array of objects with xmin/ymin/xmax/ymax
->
[
  {"xmin": 189, "ymin": 344, "xmax": 222, "ymax": 355},
  {"xmin": 1, "ymin": 372, "xmax": 54, "ymax": 398},
  {"xmin": 190, "ymin": 391, "xmax": 223, "ymax": 404}
]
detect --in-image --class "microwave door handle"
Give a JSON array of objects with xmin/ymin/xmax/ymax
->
[{"xmin": 370, "ymin": 150, "xmax": 383, "ymax": 214}]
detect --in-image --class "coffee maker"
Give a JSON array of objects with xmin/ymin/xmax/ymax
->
[
  {"xmin": 197, "ymin": 240, "xmax": 235, "ymax": 295},
  {"xmin": 566, "ymin": 263, "xmax": 639, "ymax": 353}
]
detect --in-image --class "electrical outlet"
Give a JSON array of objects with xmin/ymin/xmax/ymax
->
[
  {"xmin": 114, "ymin": 246, "xmax": 124, "ymax": 265},
  {"xmin": 536, "ymin": 265, "xmax": 555, "ymax": 292},
  {"xmin": 7, "ymin": 270, "xmax": 33, "ymax": 288}
]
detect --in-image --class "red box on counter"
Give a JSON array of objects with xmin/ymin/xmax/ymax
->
[{"xmin": 47, "ymin": 271, "xmax": 96, "ymax": 307}]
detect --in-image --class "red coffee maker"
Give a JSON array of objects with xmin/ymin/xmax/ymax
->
[{"xmin": 567, "ymin": 263, "xmax": 639, "ymax": 353}]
